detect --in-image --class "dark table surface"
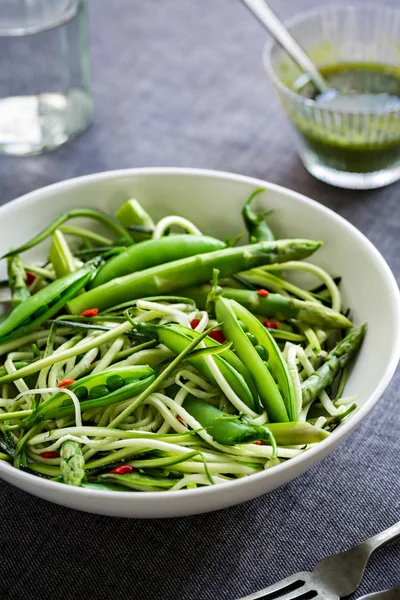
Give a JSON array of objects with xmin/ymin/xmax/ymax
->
[{"xmin": 1, "ymin": 1, "xmax": 399, "ymax": 599}]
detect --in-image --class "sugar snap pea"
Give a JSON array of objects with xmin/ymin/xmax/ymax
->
[
  {"xmin": 2, "ymin": 365, "xmax": 155, "ymax": 427},
  {"xmin": 115, "ymin": 199, "xmax": 155, "ymax": 242},
  {"xmin": 0, "ymin": 259, "xmax": 100, "ymax": 344},
  {"xmin": 135, "ymin": 322, "xmax": 259, "ymax": 412},
  {"xmin": 229, "ymin": 299, "xmax": 297, "ymax": 420},
  {"xmin": 92, "ymin": 235, "xmax": 226, "ymax": 287},
  {"xmin": 215, "ymin": 296, "xmax": 289, "ymax": 422},
  {"xmin": 183, "ymin": 395, "xmax": 273, "ymax": 445}
]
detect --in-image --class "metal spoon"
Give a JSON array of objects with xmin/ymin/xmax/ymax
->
[{"xmin": 240, "ymin": 0, "xmax": 333, "ymax": 97}]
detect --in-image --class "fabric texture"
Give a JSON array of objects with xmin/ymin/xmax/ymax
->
[{"xmin": 0, "ymin": 1, "xmax": 399, "ymax": 598}]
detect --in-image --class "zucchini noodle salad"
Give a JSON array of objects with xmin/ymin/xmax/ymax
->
[{"xmin": 0, "ymin": 189, "xmax": 366, "ymax": 492}]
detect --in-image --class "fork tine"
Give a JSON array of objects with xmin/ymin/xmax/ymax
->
[{"xmin": 238, "ymin": 573, "xmax": 312, "ymax": 600}]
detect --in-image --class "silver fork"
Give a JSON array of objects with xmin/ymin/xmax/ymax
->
[
  {"xmin": 359, "ymin": 584, "xmax": 400, "ymax": 599},
  {"xmin": 239, "ymin": 521, "xmax": 400, "ymax": 600}
]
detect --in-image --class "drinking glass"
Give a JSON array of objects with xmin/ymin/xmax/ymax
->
[
  {"xmin": 264, "ymin": 6, "xmax": 400, "ymax": 189},
  {"xmin": 0, "ymin": 0, "xmax": 93, "ymax": 155}
]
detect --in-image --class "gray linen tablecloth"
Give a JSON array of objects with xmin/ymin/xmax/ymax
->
[{"xmin": 0, "ymin": 1, "xmax": 399, "ymax": 598}]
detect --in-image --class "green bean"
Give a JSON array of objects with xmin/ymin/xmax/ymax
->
[
  {"xmin": 7, "ymin": 254, "xmax": 30, "ymax": 307},
  {"xmin": 69, "ymin": 239, "xmax": 323, "ymax": 314},
  {"xmin": 242, "ymin": 188, "xmax": 275, "ymax": 243},
  {"xmin": 115, "ymin": 199, "xmax": 155, "ymax": 242},
  {"xmin": 183, "ymin": 395, "xmax": 273, "ymax": 445},
  {"xmin": 92, "ymin": 235, "xmax": 226, "ymax": 287},
  {"xmin": 179, "ymin": 284, "xmax": 352, "ymax": 329},
  {"xmin": 2, "ymin": 208, "xmax": 132, "ymax": 259},
  {"xmin": 0, "ymin": 260, "xmax": 100, "ymax": 344},
  {"xmin": 215, "ymin": 297, "xmax": 290, "ymax": 422}
]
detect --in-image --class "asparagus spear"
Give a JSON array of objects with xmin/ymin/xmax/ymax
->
[
  {"xmin": 68, "ymin": 239, "xmax": 323, "ymax": 314},
  {"xmin": 60, "ymin": 440, "xmax": 85, "ymax": 487},
  {"xmin": 179, "ymin": 284, "xmax": 352, "ymax": 329},
  {"xmin": 7, "ymin": 254, "xmax": 30, "ymax": 307},
  {"xmin": 301, "ymin": 325, "xmax": 367, "ymax": 406}
]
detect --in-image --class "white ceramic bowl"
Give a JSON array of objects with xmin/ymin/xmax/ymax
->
[{"xmin": 0, "ymin": 168, "xmax": 399, "ymax": 518}]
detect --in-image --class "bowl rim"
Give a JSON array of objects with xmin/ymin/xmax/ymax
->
[
  {"xmin": 262, "ymin": 4, "xmax": 400, "ymax": 115},
  {"xmin": 1, "ymin": 166, "xmax": 399, "ymax": 505}
]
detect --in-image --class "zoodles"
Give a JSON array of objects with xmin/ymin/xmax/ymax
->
[{"xmin": 0, "ymin": 193, "xmax": 366, "ymax": 492}]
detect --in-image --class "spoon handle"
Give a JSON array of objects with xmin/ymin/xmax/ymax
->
[{"xmin": 240, "ymin": 0, "xmax": 330, "ymax": 93}]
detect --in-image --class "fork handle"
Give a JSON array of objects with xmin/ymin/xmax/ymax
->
[
  {"xmin": 359, "ymin": 584, "xmax": 400, "ymax": 599},
  {"xmin": 362, "ymin": 521, "xmax": 400, "ymax": 554}
]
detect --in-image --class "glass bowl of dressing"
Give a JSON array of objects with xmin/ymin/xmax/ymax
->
[{"xmin": 264, "ymin": 5, "xmax": 400, "ymax": 189}]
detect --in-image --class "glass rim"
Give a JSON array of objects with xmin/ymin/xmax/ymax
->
[{"xmin": 263, "ymin": 4, "xmax": 400, "ymax": 116}]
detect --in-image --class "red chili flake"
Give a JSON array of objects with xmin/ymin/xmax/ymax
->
[
  {"xmin": 253, "ymin": 441, "xmax": 263, "ymax": 446},
  {"xmin": 177, "ymin": 416, "xmax": 185, "ymax": 425},
  {"xmin": 80, "ymin": 308, "xmax": 99, "ymax": 317},
  {"xmin": 26, "ymin": 271, "xmax": 36, "ymax": 286},
  {"xmin": 109, "ymin": 465, "xmax": 133, "ymax": 475},
  {"xmin": 41, "ymin": 451, "xmax": 60, "ymax": 459},
  {"xmin": 264, "ymin": 319, "xmax": 279, "ymax": 329},
  {"xmin": 190, "ymin": 318, "xmax": 201, "ymax": 329},
  {"xmin": 58, "ymin": 379, "xmax": 76, "ymax": 388},
  {"xmin": 257, "ymin": 289, "xmax": 269, "ymax": 297},
  {"xmin": 208, "ymin": 330, "xmax": 225, "ymax": 343}
]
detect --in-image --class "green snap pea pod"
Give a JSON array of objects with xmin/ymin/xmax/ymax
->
[
  {"xmin": 172, "ymin": 324, "xmax": 259, "ymax": 401},
  {"xmin": 6, "ymin": 366, "xmax": 155, "ymax": 427},
  {"xmin": 242, "ymin": 187, "xmax": 275, "ymax": 243},
  {"xmin": 0, "ymin": 260, "xmax": 100, "ymax": 344},
  {"xmin": 2, "ymin": 208, "xmax": 132, "ymax": 259},
  {"xmin": 182, "ymin": 395, "xmax": 273, "ymax": 445},
  {"xmin": 49, "ymin": 230, "xmax": 76, "ymax": 279},
  {"xmin": 115, "ymin": 199, "xmax": 155, "ymax": 242},
  {"xmin": 36, "ymin": 365, "xmax": 153, "ymax": 420},
  {"xmin": 69, "ymin": 239, "xmax": 322, "ymax": 314},
  {"xmin": 60, "ymin": 440, "xmax": 85, "ymax": 487},
  {"xmin": 226, "ymin": 298, "xmax": 296, "ymax": 420},
  {"xmin": 7, "ymin": 254, "xmax": 30, "ymax": 307},
  {"xmin": 179, "ymin": 284, "xmax": 352, "ymax": 329},
  {"xmin": 215, "ymin": 296, "xmax": 289, "ymax": 422},
  {"xmin": 301, "ymin": 325, "xmax": 367, "ymax": 406},
  {"xmin": 136, "ymin": 323, "xmax": 259, "ymax": 412},
  {"xmin": 92, "ymin": 235, "xmax": 226, "ymax": 287}
]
